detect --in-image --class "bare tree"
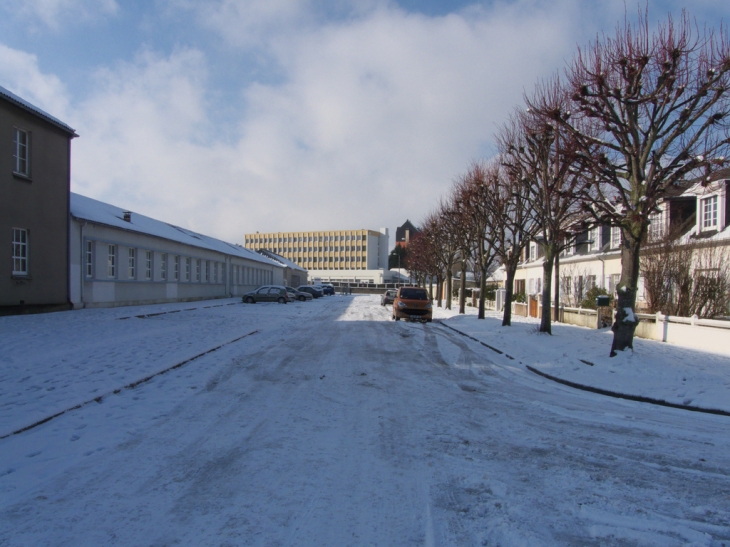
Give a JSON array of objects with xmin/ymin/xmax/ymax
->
[
  {"xmin": 481, "ymin": 161, "xmax": 539, "ymax": 326},
  {"xmin": 457, "ymin": 162, "xmax": 500, "ymax": 319},
  {"xmin": 529, "ymin": 10, "xmax": 730, "ymax": 355},
  {"xmin": 499, "ymin": 96, "xmax": 591, "ymax": 333}
]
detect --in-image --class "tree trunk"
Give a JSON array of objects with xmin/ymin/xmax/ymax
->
[
  {"xmin": 459, "ymin": 260, "xmax": 467, "ymax": 314},
  {"xmin": 502, "ymin": 263, "xmax": 517, "ymax": 326},
  {"xmin": 436, "ymin": 275, "xmax": 443, "ymax": 307},
  {"xmin": 478, "ymin": 266, "xmax": 486, "ymax": 319},
  {"xmin": 446, "ymin": 269, "xmax": 453, "ymax": 310},
  {"xmin": 610, "ymin": 234, "xmax": 642, "ymax": 357},
  {"xmin": 539, "ymin": 246, "xmax": 555, "ymax": 334},
  {"xmin": 553, "ymin": 252, "xmax": 561, "ymax": 322},
  {"xmin": 429, "ymin": 276, "xmax": 434, "ymax": 300}
]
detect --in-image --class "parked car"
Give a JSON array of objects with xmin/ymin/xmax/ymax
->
[
  {"xmin": 381, "ymin": 289, "xmax": 397, "ymax": 306},
  {"xmin": 286, "ymin": 286, "xmax": 313, "ymax": 301},
  {"xmin": 242, "ymin": 285, "xmax": 291, "ymax": 304},
  {"xmin": 298, "ymin": 286, "xmax": 324, "ymax": 298},
  {"xmin": 313, "ymin": 284, "xmax": 335, "ymax": 296},
  {"xmin": 392, "ymin": 286, "xmax": 432, "ymax": 322}
]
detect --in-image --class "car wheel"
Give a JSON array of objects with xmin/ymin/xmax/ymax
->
[
  {"xmin": 244, "ymin": 296, "xmax": 254, "ymax": 304},
  {"xmin": 278, "ymin": 297, "xmax": 286, "ymax": 304},
  {"xmin": 299, "ymin": 296, "xmax": 305, "ymax": 302}
]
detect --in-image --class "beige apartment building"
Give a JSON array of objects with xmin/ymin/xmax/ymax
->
[{"xmin": 244, "ymin": 228, "xmax": 390, "ymax": 275}]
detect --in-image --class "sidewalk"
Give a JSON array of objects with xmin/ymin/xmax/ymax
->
[{"xmin": 431, "ymin": 304, "xmax": 730, "ymax": 414}]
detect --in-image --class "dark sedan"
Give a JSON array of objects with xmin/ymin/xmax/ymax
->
[{"xmin": 298, "ymin": 286, "xmax": 324, "ymax": 298}]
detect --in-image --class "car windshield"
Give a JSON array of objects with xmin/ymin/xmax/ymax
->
[
  {"xmin": 386, "ymin": 291, "xmax": 396, "ymax": 296},
  {"xmin": 399, "ymin": 288, "xmax": 428, "ymax": 300}
]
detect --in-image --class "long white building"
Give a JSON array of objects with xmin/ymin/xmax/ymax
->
[{"xmin": 70, "ymin": 193, "xmax": 284, "ymax": 308}]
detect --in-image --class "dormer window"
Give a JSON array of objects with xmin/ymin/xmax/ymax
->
[
  {"xmin": 611, "ymin": 226, "xmax": 621, "ymax": 249},
  {"xmin": 529, "ymin": 242, "xmax": 536, "ymax": 262},
  {"xmin": 701, "ymin": 195, "xmax": 718, "ymax": 230}
]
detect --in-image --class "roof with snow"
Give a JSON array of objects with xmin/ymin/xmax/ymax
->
[
  {"xmin": 255, "ymin": 249, "xmax": 307, "ymax": 272},
  {"xmin": 70, "ymin": 193, "xmax": 279, "ymax": 267},
  {"xmin": 0, "ymin": 85, "xmax": 77, "ymax": 137}
]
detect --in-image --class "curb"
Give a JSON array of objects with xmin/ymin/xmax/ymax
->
[
  {"xmin": 0, "ymin": 329, "xmax": 259, "ymax": 440},
  {"xmin": 527, "ymin": 365, "xmax": 730, "ymax": 417},
  {"xmin": 435, "ymin": 320, "xmax": 730, "ymax": 417}
]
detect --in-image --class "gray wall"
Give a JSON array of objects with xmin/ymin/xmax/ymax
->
[
  {"xmin": 70, "ymin": 220, "xmax": 283, "ymax": 308},
  {"xmin": 1, "ymin": 99, "xmax": 73, "ymax": 310}
]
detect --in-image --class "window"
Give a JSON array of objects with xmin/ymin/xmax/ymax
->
[
  {"xmin": 648, "ymin": 210, "xmax": 665, "ymax": 240},
  {"xmin": 204, "ymin": 260, "xmax": 209, "ymax": 282},
  {"xmin": 702, "ymin": 195, "xmax": 718, "ymax": 229},
  {"xmin": 85, "ymin": 240, "xmax": 93, "ymax": 278},
  {"xmin": 212, "ymin": 262, "xmax": 217, "ymax": 283},
  {"xmin": 108, "ymin": 245, "xmax": 116, "ymax": 277},
  {"xmin": 611, "ymin": 227, "xmax": 621, "ymax": 249},
  {"xmin": 529, "ymin": 243, "xmax": 536, "ymax": 262},
  {"xmin": 13, "ymin": 128, "xmax": 30, "ymax": 176},
  {"xmin": 185, "ymin": 257, "xmax": 191, "ymax": 281},
  {"xmin": 174, "ymin": 256, "xmax": 180, "ymax": 281},
  {"xmin": 196, "ymin": 259, "xmax": 201, "ymax": 281},
  {"xmin": 12, "ymin": 228, "xmax": 28, "ymax": 275},
  {"xmin": 161, "ymin": 253, "xmax": 167, "ymax": 281},
  {"xmin": 128, "ymin": 248, "xmax": 136, "ymax": 278}
]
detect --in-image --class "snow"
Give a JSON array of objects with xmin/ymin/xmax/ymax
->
[
  {"xmin": 71, "ymin": 193, "xmax": 276, "ymax": 266},
  {"xmin": 623, "ymin": 307, "xmax": 637, "ymax": 323},
  {"xmin": 1, "ymin": 295, "xmax": 729, "ymax": 545}
]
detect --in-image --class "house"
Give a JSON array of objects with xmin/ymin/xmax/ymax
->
[
  {"xmin": 69, "ymin": 193, "xmax": 285, "ymax": 308},
  {"xmin": 510, "ymin": 169, "xmax": 730, "ymax": 312},
  {"xmin": 255, "ymin": 249, "xmax": 308, "ymax": 287},
  {"xmin": 1, "ymin": 85, "xmax": 78, "ymax": 315},
  {"xmin": 395, "ymin": 220, "xmax": 420, "ymax": 248}
]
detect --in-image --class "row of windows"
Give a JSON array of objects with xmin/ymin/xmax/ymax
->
[
  {"xmin": 86, "ymin": 242, "xmax": 271, "ymax": 285},
  {"xmin": 257, "ymin": 245, "xmax": 366, "ymax": 253},
  {"xmin": 246, "ymin": 233, "xmax": 367, "ymax": 244}
]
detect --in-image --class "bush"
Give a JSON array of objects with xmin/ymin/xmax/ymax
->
[
  {"xmin": 513, "ymin": 292, "xmax": 526, "ymax": 303},
  {"xmin": 579, "ymin": 286, "xmax": 612, "ymax": 309}
]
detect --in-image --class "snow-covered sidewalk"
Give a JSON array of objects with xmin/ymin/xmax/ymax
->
[{"xmin": 432, "ymin": 304, "xmax": 730, "ymax": 414}]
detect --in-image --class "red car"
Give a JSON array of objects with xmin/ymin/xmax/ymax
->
[{"xmin": 392, "ymin": 287, "xmax": 432, "ymax": 322}]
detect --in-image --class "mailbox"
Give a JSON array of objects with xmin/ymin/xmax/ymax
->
[{"xmin": 596, "ymin": 295, "xmax": 610, "ymax": 307}]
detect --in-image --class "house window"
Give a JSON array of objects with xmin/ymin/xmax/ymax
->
[
  {"xmin": 145, "ymin": 250, "xmax": 152, "ymax": 280},
  {"xmin": 13, "ymin": 128, "xmax": 30, "ymax": 176},
  {"xmin": 648, "ymin": 210, "xmax": 665, "ymax": 240},
  {"xmin": 213, "ymin": 262, "xmax": 217, "ymax": 283},
  {"xmin": 12, "ymin": 228, "xmax": 28, "ymax": 275},
  {"xmin": 128, "ymin": 248, "xmax": 136, "ymax": 278},
  {"xmin": 161, "ymin": 253, "xmax": 167, "ymax": 281},
  {"xmin": 196, "ymin": 259, "xmax": 201, "ymax": 281},
  {"xmin": 173, "ymin": 256, "xmax": 180, "ymax": 281},
  {"xmin": 204, "ymin": 260, "xmax": 209, "ymax": 282},
  {"xmin": 529, "ymin": 243, "xmax": 536, "ymax": 262},
  {"xmin": 85, "ymin": 240, "xmax": 93, "ymax": 278},
  {"xmin": 702, "ymin": 195, "xmax": 718, "ymax": 229},
  {"xmin": 108, "ymin": 245, "xmax": 116, "ymax": 277},
  {"xmin": 185, "ymin": 257, "xmax": 191, "ymax": 281},
  {"xmin": 611, "ymin": 227, "xmax": 621, "ymax": 249}
]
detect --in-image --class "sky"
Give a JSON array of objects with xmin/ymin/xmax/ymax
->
[{"xmin": 1, "ymin": 0, "xmax": 727, "ymax": 248}]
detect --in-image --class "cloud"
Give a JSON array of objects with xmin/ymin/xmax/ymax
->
[
  {"xmin": 1, "ymin": 0, "xmax": 118, "ymax": 30},
  {"xmin": 2, "ymin": 1, "xmax": 630, "ymax": 247},
  {"xmin": 0, "ymin": 44, "xmax": 70, "ymax": 119}
]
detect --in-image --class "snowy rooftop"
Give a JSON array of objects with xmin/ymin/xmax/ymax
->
[
  {"xmin": 255, "ymin": 249, "xmax": 307, "ymax": 272},
  {"xmin": 0, "ymin": 85, "xmax": 77, "ymax": 136},
  {"xmin": 71, "ymin": 193, "xmax": 278, "ymax": 267}
]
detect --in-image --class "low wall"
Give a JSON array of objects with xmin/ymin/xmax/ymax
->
[
  {"xmin": 634, "ymin": 313, "xmax": 730, "ymax": 354},
  {"xmin": 563, "ymin": 308, "xmax": 599, "ymax": 329}
]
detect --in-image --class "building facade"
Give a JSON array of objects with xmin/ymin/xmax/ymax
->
[
  {"xmin": 255, "ymin": 249, "xmax": 308, "ymax": 287},
  {"xmin": 1, "ymin": 85, "xmax": 78, "ymax": 314},
  {"xmin": 70, "ymin": 193, "xmax": 284, "ymax": 308},
  {"xmin": 509, "ymin": 170, "xmax": 730, "ymax": 312},
  {"xmin": 395, "ymin": 220, "xmax": 420, "ymax": 248},
  {"xmin": 244, "ymin": 228, "xmax": 389, "ymax": 274}
]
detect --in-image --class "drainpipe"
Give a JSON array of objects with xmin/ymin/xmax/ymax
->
[{"xmin": 79, "ymin": 221, "xmax": 86, "ymax": 309}]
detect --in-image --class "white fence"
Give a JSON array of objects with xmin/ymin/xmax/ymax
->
[{"xmin": 634, "ymin": 312, "xmax": 730, "ymax": 354}]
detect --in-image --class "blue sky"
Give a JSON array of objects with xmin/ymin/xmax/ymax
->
[{"xmin": 1, "ymin": 0, "xmax": 727, "ymax": 246}]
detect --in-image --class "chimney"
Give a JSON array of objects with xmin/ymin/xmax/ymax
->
[{"xmin": 123, "ymin": 211, "xmax": 132, "ymax": 222}]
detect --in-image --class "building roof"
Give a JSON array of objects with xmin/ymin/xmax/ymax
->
[
  {"xmin": 395, "ymin": 220, "xmax": 420, "ymax": 243},
  {"xmin": 255, "ymin": 249, "xmax": 307, "ymax": 273},
  {"xmin": 0, "ymin": 85, "xmax": 78, "ymax": 137},
  {"xmin": 70, "ymin": 193, "xmax": 278, "ymax": 267}
]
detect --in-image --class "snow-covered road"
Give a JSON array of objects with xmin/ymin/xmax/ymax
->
[{"xmin": 1, "ymin": 296, "xmax": 729, "ymax": 546}]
